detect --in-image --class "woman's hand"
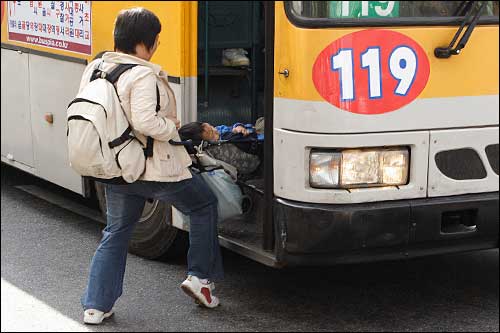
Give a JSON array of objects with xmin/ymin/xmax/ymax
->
[{"xmin": 167, "ymin": 117, "xmax": 181, "ymax": 129}]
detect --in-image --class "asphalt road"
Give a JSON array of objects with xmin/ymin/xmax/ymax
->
[{"xmin": 1, "ymin": 164, "xmax": 499, "ymax": 332}]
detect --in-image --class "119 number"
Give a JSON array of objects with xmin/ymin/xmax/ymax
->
[{"xmin": 331, "ymin": 46, "xmax": 417, "ymax": 101}]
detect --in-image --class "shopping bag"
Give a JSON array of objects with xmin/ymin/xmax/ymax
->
[{"xmin": 200, "ymin": 169, "xmax": 243, "ymax": 221}]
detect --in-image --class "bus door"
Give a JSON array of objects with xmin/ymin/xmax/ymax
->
[{"xmin": 172, "ymin": 1, "xmax": 281, "ymax": 266}]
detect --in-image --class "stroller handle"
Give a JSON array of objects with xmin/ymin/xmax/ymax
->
[
  {"xmin": 169, "ymin": 139, "xmax": 198, "ymax": 155},
  {"xmin": 168, "ymin": 139, "xmax": 193, "ymax": 146}
]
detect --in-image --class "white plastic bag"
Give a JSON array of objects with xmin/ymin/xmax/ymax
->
[{"xmin": 200, "ymin": 169, "xmax": 243, "ymax": 221}]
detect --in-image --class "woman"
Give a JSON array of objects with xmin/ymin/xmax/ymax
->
[{"xmin": 80, "ymin": 8, "xmax": 223, "ymax": 325}]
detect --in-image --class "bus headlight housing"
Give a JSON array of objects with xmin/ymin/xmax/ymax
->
[
  {"xmin": 310, "ymin": 148, "xmax": 409, "ymax": 188},
  {"xmin": 309, "ymin": 152, "xmax": 342, "ymax": 188}
]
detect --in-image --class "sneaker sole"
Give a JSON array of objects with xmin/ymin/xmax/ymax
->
[
  {"xmin": 180, "ymin": 284, "xmax": 219, "ymax": 308},
  {"xmin": 83, "ymin": 311, "xmax": 114, "ymax": 325}
]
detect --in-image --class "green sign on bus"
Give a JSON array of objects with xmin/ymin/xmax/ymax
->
[{"xmin": 329, "ymin": 1, "xmax": 400, "ymax": 18}]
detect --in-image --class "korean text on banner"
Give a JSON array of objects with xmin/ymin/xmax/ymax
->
[{"xmin": 7, "ymin": 1, "xmax": 92, "ymax": 55}]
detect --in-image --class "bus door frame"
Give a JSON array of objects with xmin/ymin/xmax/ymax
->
[{"xmin": 263, "ymin": 1, "xmax": 275, "ymax": 251}]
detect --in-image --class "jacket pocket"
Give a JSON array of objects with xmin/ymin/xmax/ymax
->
[{"xmin": 156, "ymin": 141, "xmax": 188, "ymax": 177}]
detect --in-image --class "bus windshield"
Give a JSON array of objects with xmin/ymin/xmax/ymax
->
[{"xmin": 289, "ymin": 1, "xmax": 499, "ymax": 22}]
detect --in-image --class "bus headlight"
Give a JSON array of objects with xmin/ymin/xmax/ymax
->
[
  {"xmin": 310, "ymin": 148, "xmax": 409, "ymax": 188},
  {"xmin": 309, "ymin": 152, "xmax": 341, "ymax": 188}
]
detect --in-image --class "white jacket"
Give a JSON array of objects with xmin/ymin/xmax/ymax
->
[{"xmin": 79, "ymin": 52, "xmax": 192, "ymax": 182}]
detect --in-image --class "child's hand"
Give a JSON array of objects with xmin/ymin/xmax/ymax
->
[{"xmin": 232, "ymin": 126, "xmax": 249, "ymax": 136}]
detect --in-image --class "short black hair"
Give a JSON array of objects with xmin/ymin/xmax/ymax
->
[
  {"xmin": 113, "ymin": 7, "xmax": 161, "ymax": 54},
  {"xmin": 178, "ymin": 122, "xmax": 204, "ymax": 143}
]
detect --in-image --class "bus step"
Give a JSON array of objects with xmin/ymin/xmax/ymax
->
[{"xmin": 218, "ymin": 236, "xmax": 280, "ymax": 268}]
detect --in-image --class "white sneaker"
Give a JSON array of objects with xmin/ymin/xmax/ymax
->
[
  {"xmin": 192, "ymin": 281, "xmax": 216, "ymax": 307},
  {"xmin": 222, "ymin": 48, "xmax": 250, "ymax": 67},
  {"xmin": 83, "ymin": 309, "xmax": 114, "ymax": 325},
  {"xmin": 180, "ymin": 275, "xmax": 220, "ymax": 308}
]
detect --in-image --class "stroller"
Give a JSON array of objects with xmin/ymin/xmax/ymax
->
[
  {"xmin": 169, "ymin": 138, "xmax": 260, "ymax": 221},
  {"xmin": 171, "ymin": 130, "xmax": 264, "ymax": 179}
]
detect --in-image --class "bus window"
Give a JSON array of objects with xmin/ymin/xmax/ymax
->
[{"xmin": 289, "ymin": 1, "xmax": 499, "ymax": 21}]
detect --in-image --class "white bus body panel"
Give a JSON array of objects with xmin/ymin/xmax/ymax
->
[
  {"xmin": 1, "ymin": 48, "xmax": 85, "ymax": 195},
  {"xmin": 29, "ymin": 54, "xmax": 84, "ymax": 194},
  {"xmin": 274, "ymin": 129, "xmax": 429, "ymax": 204},
  {"xmin": 274, "ymin": 94, "xmax": 499, "ymax": 204},
  {"xmin": 274, "ymin": 95, "xmax": 499, "ymax": 134},
  {"xmin": 428, "ymin": 127, "xmax": 499, "ymax": 197},
  {"xmin": 1, "ymin": 49, "xmax": 34, "ymax": 170}
]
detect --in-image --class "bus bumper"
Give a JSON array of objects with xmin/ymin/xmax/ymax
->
[{"xmin": 274, "ymin": 192, "xmax": 499, "ymax": 266}]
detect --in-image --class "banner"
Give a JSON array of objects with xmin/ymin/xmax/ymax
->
[{"xmin": 7, "ymin": 1, "xmax": 91, "ymax": 55}]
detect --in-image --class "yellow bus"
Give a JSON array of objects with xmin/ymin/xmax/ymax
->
[{"xmin": 1, "ymin": 1, "xmax": 498, "ymax": 267}]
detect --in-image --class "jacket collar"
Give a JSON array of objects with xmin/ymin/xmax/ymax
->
[{"xmin": 101, "ymin": 52, "xmax": 163, "ymax": 76}]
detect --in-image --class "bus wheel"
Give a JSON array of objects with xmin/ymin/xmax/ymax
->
[{"xmin": 94, "ymin": 182, "xmax": 188, "ymax": 260}]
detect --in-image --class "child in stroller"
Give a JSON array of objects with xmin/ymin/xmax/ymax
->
[
  {"xmin": 178, "ymin": 118, "xmax": 264, "ymax": 178},
  {"xmin": 169, "ymin": 119, "xmax": 264, "ymax": 221}
]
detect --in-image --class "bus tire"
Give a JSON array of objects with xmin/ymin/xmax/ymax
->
[{"xmin": 94, "ymin": 182, "xmax": 189, "ymax": 260}]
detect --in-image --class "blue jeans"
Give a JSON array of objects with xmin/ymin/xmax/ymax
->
[{"xmin": 81, "ymin": 172, "xmax": 224, "ymax": 312}]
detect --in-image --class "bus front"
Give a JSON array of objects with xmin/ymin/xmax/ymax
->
[{"xmin": 271, "ymin": 1, "xmax": 499, "ymax": 265}]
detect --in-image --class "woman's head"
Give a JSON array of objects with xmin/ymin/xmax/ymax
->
[
  {"xmin": 113, "ymin": 7, "xmax": 161, "ymax": 60},
  {"xmin": 178, "ymin": 122, "xmax": 220, "ymax": 143}
]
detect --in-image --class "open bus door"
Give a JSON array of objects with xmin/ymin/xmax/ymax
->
[{"xmin": 168, "ymin": 1, "xmax": 281, "ymax": 267}]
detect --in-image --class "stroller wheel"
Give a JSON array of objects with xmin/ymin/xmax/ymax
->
[{"xmin": 241, "ymin": 195, "xmax": 253, "ymax": 215}]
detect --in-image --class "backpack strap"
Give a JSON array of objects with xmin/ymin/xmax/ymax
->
[
  {"xmin": 104, "ymin": 63, "xmax": 138, "ymax": 84},
  {"xmin": 143, "ymin": 85, "xmax": 160, "ymax": 158},
  {"xmin": 89, "ymin": 60, "xmax": 105, "ymax": 82},
  {"xmin": 108, "ymin": 126, "xmax": 133, "ymax": 149},
  {"xmin": 156, "ymin": 85, "xmax": 160, "ymax": 112},
  {"xmin": 90, "ymin": 62, "xmax": 138, "ymax": 83},
  {"xmin": 95, "ymin": 63, "xmax": 161, "ymax": 158}
]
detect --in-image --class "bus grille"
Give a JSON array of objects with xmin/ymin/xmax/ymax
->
[
  {"xmin": 485, "ymin": 144, "xmax": 499, "ymax": 175},
  {"xmin": 435, "ymin": 149, "xmax": 487, "ymax": 180}
]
